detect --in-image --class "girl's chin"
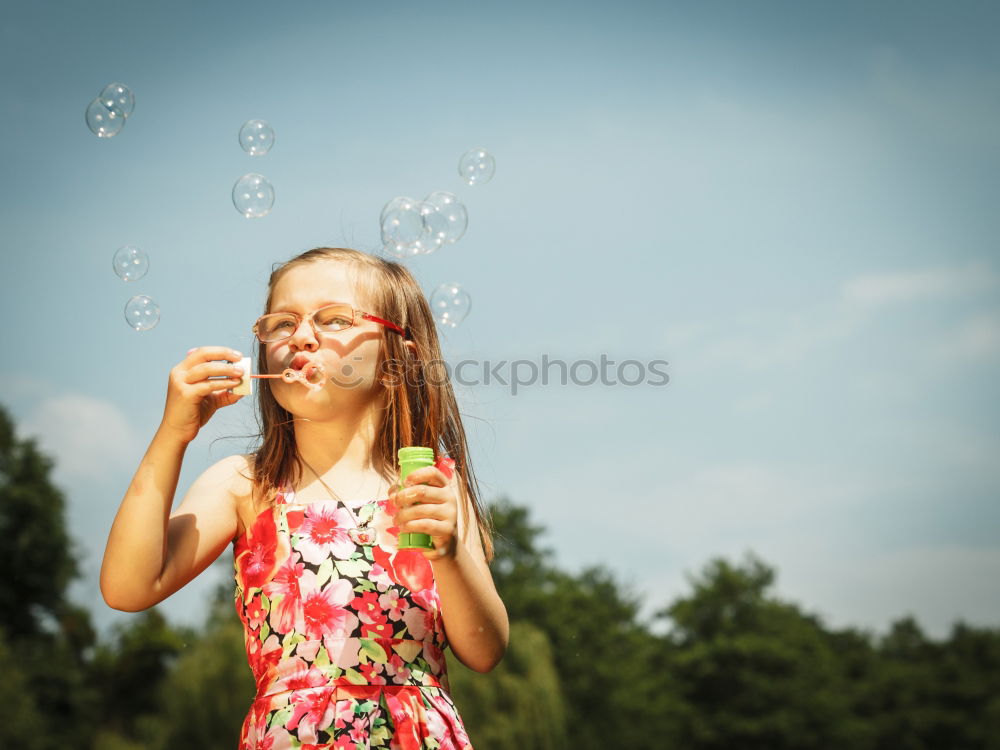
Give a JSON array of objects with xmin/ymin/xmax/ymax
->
[{"xmin": 274, "ymin": 384, "xmax": 378, "ymax": 412}]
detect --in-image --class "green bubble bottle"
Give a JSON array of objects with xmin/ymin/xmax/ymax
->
[{"xmin": 397, "ymin": 446, "xmax": 436, "ymax": 550}]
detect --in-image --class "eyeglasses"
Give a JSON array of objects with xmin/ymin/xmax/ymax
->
[{"xmin": 253, "ymin": 302, "xmax": 406, "ymax": 343}]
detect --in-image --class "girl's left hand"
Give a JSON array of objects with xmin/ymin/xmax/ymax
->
[{"xmin": 389, "ymin": 464, "xmax": 459, "ymax": 559}]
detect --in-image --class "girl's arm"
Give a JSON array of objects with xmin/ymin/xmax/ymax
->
[
  {"xmin": 100, "ymin": 346, "xmax": 247, "ymax": 611},
  {"xmin": 393, "ymin": 470, "xmax": 509, "ymax": 673},
  {"xmin": 431, "ymin": 492, "xmax": 510, "ymax": 673}
]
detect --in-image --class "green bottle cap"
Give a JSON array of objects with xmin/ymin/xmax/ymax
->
[{"xmin": 397, "ymin": 446, "xmax": 436, "ymax": 550}]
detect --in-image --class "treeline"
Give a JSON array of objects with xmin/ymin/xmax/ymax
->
[{"xmin": 1, "ymin": 404, "xmax": 998, "ymax": 749}]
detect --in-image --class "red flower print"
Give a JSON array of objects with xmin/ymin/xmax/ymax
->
[
  {"xmin": 246, "ymin": 594, "xmax": 265, "ymax": 631},
  {"xmin": 297, "ymin": 504, "xmax": 356, "ymax": 564},
  {"xmin": 300, "ymin": 591, "xmax": 354, "ymax": 640},
  {"xmin": 402, "ymin": 605, "xmax": 435, "ymax": 640},
  {"xmin": 235, "ymin": 509, "xmax": 288, "ymax": 593},
  {"xmin": 387, "ymin": 652, "xmax": 413, "ymax": 682},
  {"xmin": 434, "ymin": 455, "xmax": 455, "ymax": 479},
  {"xmin": 390, "ymin": 549, "xmax": 434, "ymax": 593},
  {"xmin": 350, "ymin": 591, "xmax": 382, "ymax": 623},
  {"xmin": 411, "ymin": 588, "xmax": 441, "ymax": 615},
  {"xmin": 285, "ymin": 508, "xmax": 304, "ymax": 532},
  {"xmin": 385, "ymin": 691, "xmax": 429, "ymax": 750},
  {"xmin": 372, "ymin": 544, "xmax": 394, "ymax": 573},
  {"xmin": 288, "ymin": 688, "xmax": 336, "ymax": 744},
  {"xmin": 358, "ymin": 661, "xmax": 386, "ymax": 685},
  {"xmin": 349, "ymin": 715, "xmax": 372, "ymax": 742},
  {"xmin": 248, "ymin": 635, "xmax": 282, "ymax": 686},
  {"xmin": 379, "ymin": 589, "xmax": 408, "ymax": 621},
  {"xmin": 423, "ymin": 642, "xmax": 445, "ymax": 673},
  {"xmin": 262, "ymin": 553, "xmax": 304, "ymax": 634},
  {"xmin": 285, "ymin": 665, "xmax": 328, "ymax": 692},
  {"xmin": 361, "ymin": 618, "xmax": 393, "ymax": 639}
]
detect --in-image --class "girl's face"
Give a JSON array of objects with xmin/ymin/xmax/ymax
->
[{"xmin": 264, "ymin": 260, "xmax": 384, "ymax": 414}]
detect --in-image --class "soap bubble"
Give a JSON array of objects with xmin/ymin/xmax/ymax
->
[
  {"xmin": 430, "ymin": 283, "xmax": 471, "ymax": 328},
  {"xmin": 232, "ymin": 174, "xmax": 275, "ymax": 218},
  {"xmin": 85, "ymin": 97, "xmax": 124, "ymax": 138},
  {"xmin": 458, "ymin": 148, "xmax": 495, "ymax": 186},
  {"xmin": 112, "ymin": 245, "xmax": 149, "ymax": 282},
  {"xmin": 380, "ymin": 197, "xmax": 443, "ymax": 257},
  {"xmin": 124, "ymin": 295, "xmax": 160, "ymax": 331},
  {"xmin": 100, "ymin": 82, "xmax": 134, "ymax": 119},
  {"xmin": 239, "ymin": 119, "xmax": 275, "ymax": 156},
  {"xmin": 424, "ymin": 191, "xmax": 467, "ymax": 243},
  {"xmin": 380, "ymin": 195, "xmax": 413, "ymax": 226}
]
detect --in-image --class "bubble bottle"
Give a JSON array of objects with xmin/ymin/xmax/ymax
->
[{"xmin": 397, "ymin": 447, "xmax": 437, "ymax": 550}]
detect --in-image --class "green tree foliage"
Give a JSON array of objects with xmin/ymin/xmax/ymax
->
[
  {"xmin": 0, "ymin": 405, "xmax": 100, "ymax": 750},
  {"xmin": 660, "ymin": 554, "xmax": 864, "ymax": 749},
  {"xmin": 449, "ymin": 621, "xmax": 567, "ymax": 749},
  {"xmin": 91, "ymin": 608, "xmax": 191, "ymax": 740},
  {"xmin": 0, "ymin": 404, "xmax": 78, "ymax": 638},
  {"xmin": 486, "ymin": 498, "xmax": 682, "ymax": 748},
  {"xmin": 864, "ymin": 617, "xmax": 1000, "ymax": 750},
  {"xmin": 141, "ymin": 584, "xmax": 256, "ymax": 750},
  {"xmin": 3, "ymin": 404, "xmax": 1000, "ymax": 749}
]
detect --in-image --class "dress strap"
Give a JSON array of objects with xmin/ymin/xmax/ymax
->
[{"xmin": 274, "ymin": 485, "xmax": 293, "ymax": 506}]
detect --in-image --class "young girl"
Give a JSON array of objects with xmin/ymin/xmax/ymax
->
[{"xmin": 101, "ymin": 247, "xmax": 508, "ymax": 749}]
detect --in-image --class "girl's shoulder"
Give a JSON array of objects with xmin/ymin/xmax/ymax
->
[
  {"xmin": 207, "ymin": 454, "xmax": 269, "ymax": 542},
  {"xmin": 200, "ymin": 453, "xmax": 255, "ymax": 493}
]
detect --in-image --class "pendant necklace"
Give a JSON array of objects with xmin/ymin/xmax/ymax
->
[{"xmin": 299, "ymin": 457, "xmax": 381, "ymax": 546}]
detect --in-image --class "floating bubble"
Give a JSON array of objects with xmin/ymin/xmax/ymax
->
[
  {"xmin": 239, "ymin": 119, "xmax": 275, "ymax": 156},
  {"xmin": 100, "ymin": 82, "xmax": 134, "ymax": 119},
  {"xmin": 458, "ymin": 148, "xmax": 495, "ymax": 186},
  {"xmin": 430, "ymin": 283, "xmax": 471, "ymax": 328},
  {"xmin": 380, "ymin": 195, "xmax": 413, "ymax": 226},
  {"xmin": 232, "ymin": 173, "xmax": 275, "ymax": 218},
  {"xmin": 124, "ymin": 295, "xmax": 160, "ymax": 331},
  {"xmin": 420, "ymin": 202, "xmax": 450, "ymax": 248},
  {"xmin": 112, "ymin": 245, "xmax": 149, "ymax": 282},
  {"xmin": 424, "ymin": 191, "xmax": 467, "ymax": 243},
  {"xmin": 85, "ymin": 97, "xmax": 124, "ymax": 138},
  {"xmin": 380, "ymin": 197, "xmax": 443, "ymax": 257}
]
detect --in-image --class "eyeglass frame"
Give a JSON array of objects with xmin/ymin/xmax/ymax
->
[{"xmin": 252, "ymin": 302, "xmax": 408, "ymax": 343}]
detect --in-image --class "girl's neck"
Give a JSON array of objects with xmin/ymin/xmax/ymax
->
[{"xmin": 292, "ymin": 400, "xmax": 390, "ymax": 497}]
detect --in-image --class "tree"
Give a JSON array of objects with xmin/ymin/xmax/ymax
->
[
  {"xmin": 0, "ymin": 404, "xmax": 79, "ymax": 638},
  {"xmin": 660, "ymin": 554, "xmax": 862, "ymax": 749},
  {"xmin": 449, "ymin": 621, "xmax": 567, "ymax": 750},
  {"xmin": 486, "ymin": 498, "xmax": 681, "ymax": 749},
  {"xmin": 0, "ymin": 404, "xmax": 100, "ymax": 750},
  {"xmin": 128, "ymin": 584, "xmax": 256, "ymax": 750},
  {"xmin": 91, "ymin": 608, "xmax": 191, "ymax": 741}
]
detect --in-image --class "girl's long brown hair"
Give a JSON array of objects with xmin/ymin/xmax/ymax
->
[{"xmin": 251, "ymin": 247, "xmax": 493, "ymax": 559}]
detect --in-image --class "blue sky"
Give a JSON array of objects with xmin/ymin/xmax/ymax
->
[{"xmin": 1, "ymin": 0, "xmax": 998, "ymax": 638}]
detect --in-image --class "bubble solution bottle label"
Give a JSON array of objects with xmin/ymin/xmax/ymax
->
[{"xmin": 397, "ymin": 446, "xmax": 436, "ymax": 550}]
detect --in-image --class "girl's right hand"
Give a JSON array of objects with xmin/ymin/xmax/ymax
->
[{"xmin": 160, "ymin": 347, "xmax": 245, "ymax": 444}]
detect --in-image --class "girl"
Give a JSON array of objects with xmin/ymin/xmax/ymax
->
[{"xmin": 101, "ymin": 247, "xmax": 508, "ymax": 749}]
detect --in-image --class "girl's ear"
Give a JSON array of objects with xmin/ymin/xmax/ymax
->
[{"xmin": 403, "ymin": 339, "xmax": 417, "ymax": 357}]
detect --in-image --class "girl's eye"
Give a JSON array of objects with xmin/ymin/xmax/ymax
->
[
  {"xmin": 317, "ymin": 312, "xmax": 352, "ymax": 329},
  {"xmin": 272, "ymin": 317, "xmax": 296, "ymax": 330}
]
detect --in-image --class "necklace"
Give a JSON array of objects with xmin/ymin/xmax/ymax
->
[{"xmin": 299, "ymin": 457, "xmax": 380, "ymax": 546}]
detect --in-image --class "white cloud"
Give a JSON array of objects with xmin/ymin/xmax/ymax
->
[
  {"xmin": 665, "ymin": 259, "xmax": 999, "ymax": 377},
  {"xmin": 840, "ymin": 260, "xmax": 999, "ymax": 309},
  {"xmin": 18, "ymin": 394, "xmax": 142, "ymax": 484},
  {"xmin": 927, "ymin": 309, "xmax": 1000, "ymax": 363}
]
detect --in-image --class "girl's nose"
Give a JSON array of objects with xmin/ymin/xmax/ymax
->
[{"xmin": 288, "ymin": 318, "xmax": 319, "ymax": 350}]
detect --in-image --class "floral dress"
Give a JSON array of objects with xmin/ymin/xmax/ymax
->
[{"xmin": 232, "ymin": 484, "xmax": 474, "ymax": 750}]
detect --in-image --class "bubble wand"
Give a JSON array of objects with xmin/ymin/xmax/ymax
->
[{"xmin": 232, "ymin": 358, "xmax": 327, "ymax": 395}]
